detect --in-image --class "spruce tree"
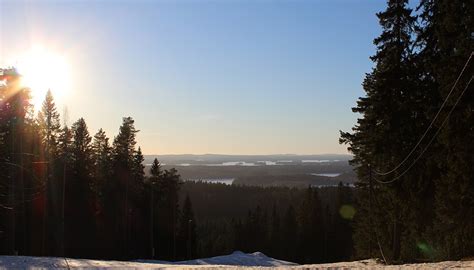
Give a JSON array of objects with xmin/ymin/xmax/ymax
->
[
  {"xmin": 132, "ymin": 146, "xmax": 145, "ymax": 183},
  {"xmin": 91, "ymin": 128, "xmax": 112, "ymax": 196},
  {"xmin": 340, "ymin": 0, "xmax": 421, "ymax": 262},
  {"xmin": 37, "ymin": 90, "xmax": 61, "ymax": 158},
  {"xmin": 148, "ymin": 158, "xmax": 162, "ymax": 259},
  {"xmin": 37, "ymin": 90, "xmax": 62, "ymax": 255},
  {"xmin": 0, "ymin": 69, "xmax": 34, "ymax": 254},
  {"xmin": 107, "ymin": 116, "xmax": 140, "ymax": 258},
  {"xmin": 66, "ymin": 118, "xmax": 94, "ymax": 257},
  {"xmin": 418, "ymin": 0, "xmax": 474, "ymax": 260}
]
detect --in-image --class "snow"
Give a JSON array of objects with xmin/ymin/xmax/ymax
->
[
  {"xmin": 310, "ymin": 173, "xmax": 341, "ymax": 177},
  {"xmin": 186, "ymin": 178, "xmax": 235, "ymax": 185},
  {"xmin": 0, "ymin": 253, "xmax": 473, "ymax": 269},
  {"xmin": 139, "ymin": 251, "xmax": 297, "ymax": 267},
  {"xmin": 301, "ymin": 160, "xmax": 331, "ymax": 163}
]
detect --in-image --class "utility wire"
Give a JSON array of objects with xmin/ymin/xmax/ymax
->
[
  {"xmin": 374, "ymin": 52, "xmax": 473, "ymax": 176},
  {"xmin": 375, "ymin": 75, "xmax": 473, "ymax": 184}
]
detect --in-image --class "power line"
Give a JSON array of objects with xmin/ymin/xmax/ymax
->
[
  {"xmin": 374, "ymin": 52, "xmax": 473, "ymax": 176},
  {"xmin": 375, "ymin": 75, "xmax": 473, "ymax": 184}
]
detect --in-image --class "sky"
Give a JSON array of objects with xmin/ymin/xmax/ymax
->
[{"xmin": 1, "ymin": 0, "xmax": 391, "ymax": 155}]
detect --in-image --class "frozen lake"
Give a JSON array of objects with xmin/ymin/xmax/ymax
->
[
  {"xmin": 310, "ymin": 173, "xmax": 341, "ymax": 177},
  {"xmin": 186, "ymin": 178, "xmax": 235, "ymax": 185}
]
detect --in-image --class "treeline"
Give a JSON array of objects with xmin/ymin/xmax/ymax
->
[
  {"xmin": 233, "ymin": 173, "xmax": 355, "ymax": 188},
  {"xmin": 340, "ymin": 0, "xmax": 473, "ymax": 263},
  {"xmin": 0, "ymin": 84, "xmax": 193, "ymax": 260},
  {"xmin": 182, "ymin": 182, "xmax": 354, "ymax": 264}
]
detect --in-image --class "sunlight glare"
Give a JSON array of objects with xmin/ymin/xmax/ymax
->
[{"xmin": 17, "ymin": 45, "xmax": 71, "ymax": 110}]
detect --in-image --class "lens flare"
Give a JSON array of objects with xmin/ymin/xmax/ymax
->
[
  {"xmin": 417, "ymin": 242, "xmax": 435, "ymax": 257},
  {"xmin": 339, "ymin": 204, "xmax": 356, "ymax": 220}
]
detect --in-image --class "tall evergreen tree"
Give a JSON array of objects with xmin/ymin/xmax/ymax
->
[
  {"xmin": 340, "ymin": 0, "xmax": 421, "ymax": 262},
  {"xmin": 0, "ymin": 69, "xmax": 34, "ymax": 254},
  {"xmin": 37, "ymin": 90, "xmax": 60, "ymax": 158},
  {"xmin": 56, "ymin": 124, "xmax": 72, "ymax": 256},
  {"xmin": 91, "ymin": 128, "xmax": 112, "ymax": 196},
  {"xmin": 148, "ymin": 158, "xmax": 162, "ymax": 259},
  {"xmin": 132, "ymin": 146, "xmax": 145, "ymax": 184},
  {"xmin": 417, "ymin": 0, "xmax": 474, "ymax": 260},
  {"xmin": 36, "ymin": 90, "xmax": 62, "ymax": 255},
  {"xmin": 104, "ymin": 117, "xmax": 140, "ymax": 258},
  {"xmin": 66, "ymin": 118, "xmax": 95, "ymax": 257}
]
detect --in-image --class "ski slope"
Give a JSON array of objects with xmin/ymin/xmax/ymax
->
[{"xmin": 0, "ymin": 252, "xmax": 473, "ymax": 269}]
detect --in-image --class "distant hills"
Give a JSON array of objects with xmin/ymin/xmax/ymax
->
[{"xmin": 143, "ymin": 154, "xmax": 352, "ymax": 165}]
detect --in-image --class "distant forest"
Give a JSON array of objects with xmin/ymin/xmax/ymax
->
[{"xmin": 1, "ymin": 0, "xmax": 473, "ymax": 265}]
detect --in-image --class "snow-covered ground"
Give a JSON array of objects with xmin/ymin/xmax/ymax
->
[
  {"xmin": 138, "ymin": 251, "xmax": 296, "ymax": 267},
  {"xmin": 0, "ymin": 252, "xmax": 473, "ymax": 269}
]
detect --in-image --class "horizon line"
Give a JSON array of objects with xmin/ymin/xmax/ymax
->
[{"xmin": 142, "ymin": 153, "xmax": 353, "ymax": 156}]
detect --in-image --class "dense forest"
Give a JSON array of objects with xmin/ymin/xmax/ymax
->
[
  {"xmin": 180, "ymin": 182, "xmax": 354, "ymax": 263},
  {"xmin": 340, "ymin": 0, "xmax": 473, "ymax": 263},
  {"xmin": 0, "ymin": 80, "xmax": 354, "ymax": 263},
  {"xmin": 1, "ymin": 0, "xmax": 473, "ymax": 265}
]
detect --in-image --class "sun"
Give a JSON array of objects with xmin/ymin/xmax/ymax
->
[{"xmin": 17, "ymin": 46, "xmax": 71, "ymax": 110}]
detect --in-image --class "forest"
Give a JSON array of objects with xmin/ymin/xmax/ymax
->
[
  {"xmin": 1, "ymin": 0, "xmax": 473, "ymax": 265},
  {"xmin": 0, "ymin": 83, "xmax": 354, "ymax": 262}
]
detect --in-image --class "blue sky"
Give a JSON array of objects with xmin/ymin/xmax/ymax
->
[{"xmin": 1, "ymin": 0, "xmax": 391, "ymax": 154}]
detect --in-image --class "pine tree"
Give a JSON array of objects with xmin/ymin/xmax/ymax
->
[
  {"xmin": 66, "ymin": 118, "xmax": 95, "ymax": 257},
  {"xmin": 36, "ymin": 90, "xmax": 63, "ymax": 255},
  {"xmin": 0, "ymin": 69, "xmax": 34, "ymax": 254},
  {"xmin": 91, "ymin": 128, "xmax": 112, "ymax": 196},
  {"xmin": 71, "ymin": 118, "xmax": 93, "ymax": 176},
  {"xmin": 106, "ymin": 116, "xmax": 140, "ymax": 258},
  {"xmin": 56, "ymin": 125, "xmax": 72, "ymax": 256},
  {"xmin": 148, "ymin": 158, "xmax": 162, "ymax": 259},
  {"xmin": 340, "ymin": 0, "xmax": 421, "ymax": 262},
  {"xmin": 37, "ymin": 90, "xmax": 61, "ymax": 158},
  {"xmin": 418, "ymin": 0, "xmax": 474, "ymax": 260},
  {"xmin": 132, "ymin": 146, "xmax": 145, "ymax": 183},
  {"xmin": 58, "ymin": 126, "xmax": 72, "ymax": 162}
]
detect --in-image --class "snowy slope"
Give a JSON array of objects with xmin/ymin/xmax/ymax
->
[{"xmin": 0, "ymin": 254, "xmax": 473, "ymax": 269}]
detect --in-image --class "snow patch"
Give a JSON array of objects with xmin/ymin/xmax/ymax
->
[{"xmin": 140, "ymin": 251, "xmax": 297, "ymax": 266}]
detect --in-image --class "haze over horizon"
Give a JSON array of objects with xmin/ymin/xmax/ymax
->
[
  {"xmin": 1, "ymin": 0, "xmax": 394, "ymax": 155},
  {"xmin": 143, "ymin": 153, "xmax": 352, "ymax": 156}
]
